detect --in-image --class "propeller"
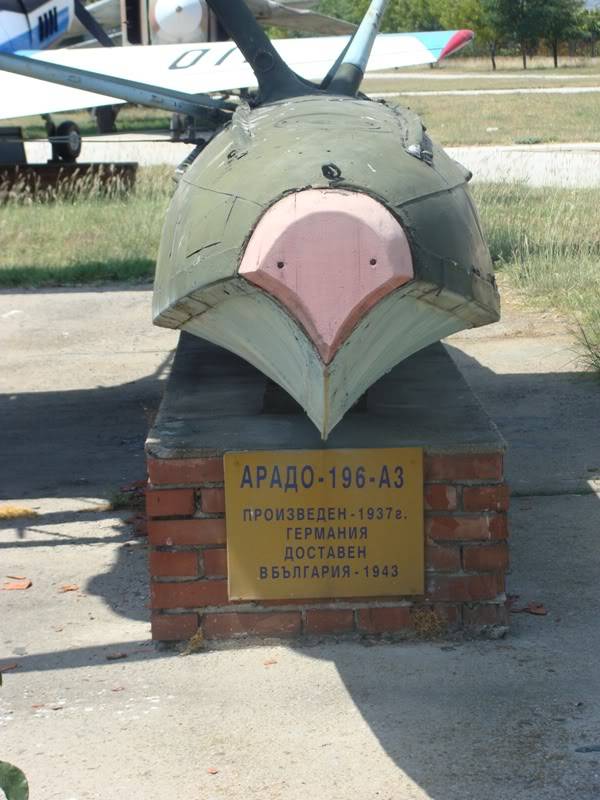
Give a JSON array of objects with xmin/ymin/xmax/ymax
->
[
  {"xmin": 72, "ymin": 0, "xmax": 115, "ymax": 47},
  {"xmin": 205, "ymin": 0, "xmax": 316, "ymax": 103},
  {"xmin": 326, "ymin": 0, "xmax": 389, "ymax": 96},
  {"xmin": 205, "ymin": 0, "xmax": 388, "ymax": 101}
]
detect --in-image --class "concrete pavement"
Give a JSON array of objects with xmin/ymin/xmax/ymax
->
[
  {"xmin": 375, "ymin": 86, "xmax": 600, "ymax": 96},
  {"xmin": 364, "ymin": 70, "xmax": 600, "ymax": 81},
  {"xmin": 23, "ymin": 134, "xmax": 600, "ymax": 188},
  {"xmin": 1, "ymin": 289, "xmax": 600, "ymax": 799}
]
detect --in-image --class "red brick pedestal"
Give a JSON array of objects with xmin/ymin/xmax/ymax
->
[
  {"xmin": 145, "ymin": 335, "xmax": 510, "ymax": 642},
  {"xmin": 147, "ymin": 449, "xmax": 509, "ymax": 642}
]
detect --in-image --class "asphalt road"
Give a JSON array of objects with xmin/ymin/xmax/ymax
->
[{"xmin": 1, "ymin": 289, "xmax": 599, "ymax": 799}]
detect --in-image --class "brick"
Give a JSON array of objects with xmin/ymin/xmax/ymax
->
[
  {"xmin": 151, "ymin": 580, "xmax": 228, "ymax": 609},
  {"xmin": 426, "ymin": 514, "xmax": 508, "ymax": 542},
  {"xmin": 148, "ymin": 518, "xmax": 226, "ymax": 546},
  {"xmin": 149, "ymin": 550, "xmax": 198, "ymax": 578},
  {"xmin": 203, "ymin": 611, "xmax": 301, "ymax": 639},
  {"xmin": 201, "ymin": 488, "xmax": 225, "ymax": 514},
  {"xmin": 433, "ymin": 604, "xmax": 462, "ymax": 625},
  {"xmin": 427, "ymin": 574, "xmax": 502, "ymax": 603},
  {"xmin": 151, "ymin": 613, "xmax": 198, "ymax": 641},
  {"xmin": 426, "ymin": 543, "xmax": 461, "ymax": 572},
  {"xmin": 463, "ymin": 542, "xmax": 509, "ymax": 573},
  {"xmin": 424, "ymin": 484, "xmax": 458, "ymax": 511},
  {"xmin": 203, "ymin": 548, "xmax": 228, "ymax": 578},
  {"xmin": 148, "ymin": 457, "xmax": 224, "ymax": 486},
  {"xmin": 357, "ymin": 607, "xmax": 411, "ymax": 633},
  {"xmin": 304, "ymin": 609, "xmax": 354, "ymax": 635},
  {"xmin": 463, "ymin": 604, "xmax": 509, "ymax": 627},
  {"xmin": 146, "ymin": 488, "xmax": 196, "ymax": 518},
  {"xmin": 463, "ymin": 485, "xmax": 510, "ymax": 513},
  {"xmin": 425, "ymin": 453, "xmax": 503, "ymax": 482}
]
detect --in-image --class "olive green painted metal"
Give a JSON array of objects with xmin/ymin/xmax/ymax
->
[
  {"xmin": 153, "ymin": 93, "xmax": 499, "ymax": 436},
  {"xmin": 152, "ymin": 0, "xmax": 499, "ymax": 437},
  {"xmin": 153, "ymin": 95, "xmax": 499, "ymax": 330},
  {"xmin": 0, "ymin": 761, "xmax": 29, "ymax": 800}
]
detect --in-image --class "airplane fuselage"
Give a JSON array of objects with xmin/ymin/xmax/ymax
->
[{"xmin": 0, "ymin": 0, "xmax": 73, "ymax": 52}]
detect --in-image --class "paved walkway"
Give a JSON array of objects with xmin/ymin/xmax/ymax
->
[
  {"xmin": 365, "ymin": 70, "xmax": 599, "ymax": 81},
  {"xmin": 1, "ymin": 289, "xmax": 599, "ymax": 798},
  {"xmin": 374, "ymin": 85, "xmax": 600, "ymax": 96},
  {"xmin": 24, "ymin": 134, "xmax": 600, "ymax": 187}
]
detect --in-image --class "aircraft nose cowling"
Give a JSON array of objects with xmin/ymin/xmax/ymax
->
[{"xmin": 239, "ymin": 189, "xmax": 414, "ymax": 364}]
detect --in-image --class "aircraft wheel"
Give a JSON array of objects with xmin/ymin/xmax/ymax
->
[{"xmin": 54, "ymin": 121, "xmax": 82, "ymax": 163}]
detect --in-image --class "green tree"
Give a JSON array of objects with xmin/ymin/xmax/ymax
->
[
  {"xmin": 483, "ymin": 0, "xmax": 547, "ymax": 68},
  {"xmin": 577, "ymin": 7, "xmax": 600, "ymax": 57},
  {"xmin": 433, "ymin": 0, "xmax": 501, "ymax": 68},
  {"xmin": 540, "ymin": 0, "xmax": 584, "ymax": 67},
  {"xmin": 318, "ymin": 0, "xmax": 441, "ymax": 31},
  {"xmin": 384, "ymin": 0, "xmax": 442, "ymax": 30}
]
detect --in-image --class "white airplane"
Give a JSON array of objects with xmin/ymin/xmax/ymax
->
[
  {"xmin": 0, "ymin": 1, "xmax": 473, "ymax": 159},
  {"xmin": 0, "ymin": 0, "xmax": 356, "ymax": 138},
  {"xmin": 0, "ymin": 28, "xmax": 473, "ymax": 113},
  {"xmin": 68, "ymin": 0, "xmax": 357, "ymax": 46},
  {"xmin": 0, "ymin": 0, "xmax": 354, "ymax": 54}
]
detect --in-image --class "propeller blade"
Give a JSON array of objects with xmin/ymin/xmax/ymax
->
[
  {"xmin": 205, "ymin": 0, "xmax": 313, "ymax": 102},
  {"xmin": 73, "ymin": 0, "xmax": 115, "ymax": 47},
  {"xmin": 328, "ymin": 0, "xmax": 390, "ymax": 96}
]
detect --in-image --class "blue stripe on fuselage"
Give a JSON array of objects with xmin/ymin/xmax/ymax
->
[{"xmin": 0, "ymin": 5, "xmax": 69, "ymax": 52}]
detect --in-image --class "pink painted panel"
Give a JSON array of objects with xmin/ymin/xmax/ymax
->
[{"xmin": 239, "ymin": 189, "xmax": 414, "ymax": 363}]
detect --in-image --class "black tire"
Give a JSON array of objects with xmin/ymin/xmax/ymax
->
[{"xmin": 54, "ymin": 121, "xmax": 82, "ymax": 163}]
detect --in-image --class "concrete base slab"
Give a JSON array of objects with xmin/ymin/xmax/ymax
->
[
  {"xmin": 2, "ymin": 289, "xmax": 600, "ymax": 798},
  {"xmin": 448, "ymin": 309, "xmax": 600, "ymax": 495},
  {"xmin": 147, "ymin": 333, "xmax": 504, "ymax": 457},
  {"xmin": 0, "ymin": 287, "xmax": 178, "ymax": 501},
  {"xmin": 2, "ymin": 493, "xmax": 600, "ymax": 799}
]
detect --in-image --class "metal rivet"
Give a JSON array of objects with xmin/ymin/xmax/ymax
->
[
  {"xmin": 370, "ymin": 258, "xmax": 377, "ymax": 266},
  {"xmin": 277, "ymin": 261, "xmax": 285, "ymax": 269}
]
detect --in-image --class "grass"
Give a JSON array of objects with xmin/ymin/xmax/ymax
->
[
  {"xmin": 393, "ymin": 91, "xmax": 600, "ymax": 146},
  {"xmin": 0, "ymin": 172, "xmax": 597, "ymax": 374},
  {"xmin": 0, "ymin": 166, "xmax": 173, "ymax": 287},
  {"xmin": 405, "ymin": 55, "xmax": 600, "ymax": 73},
  {"xmin": 4, "ymin": 106, "xmax": 170, "ymax": 140},
  {"xmin": 363, "ymin": 76, "xmax": 600, "ymax": 93},
  {"xmin": 472, "ymin": 182, "xmax": 600, "ymax": 372}
]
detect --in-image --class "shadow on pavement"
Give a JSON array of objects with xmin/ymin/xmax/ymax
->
[
  {"xmin": 0, "ymin": 353, "xmax": 172, "ymax": 502},
  {"xmin": 3, "ymin": 346, "xmax": 600, "ymax": 798},
  {"xmin": 445, "ymin": 344, "xmax": 600, "ymax": 495}
]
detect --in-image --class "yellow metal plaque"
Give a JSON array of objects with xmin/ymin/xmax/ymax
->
[{"xmin": 224, "ymin": 448, "xmax": 423, "ymax": 600}]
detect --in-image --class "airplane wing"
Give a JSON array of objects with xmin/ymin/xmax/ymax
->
[
  {"xmin": 0, "ymin": 30, "xmax": 473, "ymax": 121},
  {"xmin": 249, "ymin": 0, "xmax": 356, "ymax": 35}
]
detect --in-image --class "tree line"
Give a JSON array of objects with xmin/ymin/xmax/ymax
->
[{"xmin": 317, "ymin": 0, "xmax": 600, "ymax": 68}]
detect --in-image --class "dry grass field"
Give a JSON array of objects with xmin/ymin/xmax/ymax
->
[
  {"xmin": 1, "ymin": 56, "xmax": 598, "ymax": 369},
  {"xmin": 4, "ymin": 56, "xmax": 600, "ymax": 146},
  {"xmin": 0, "ymin": 167, "xmax": 598, "ymax": 370}
]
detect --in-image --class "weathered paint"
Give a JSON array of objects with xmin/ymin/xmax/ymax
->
[
  {"xmin": 239, "ymin": 188, "xmax": 414, "ymax": 363},
  {"xmin": 153, "ymin": 94, "xmax": 500, "ymax": 437},
  {"xmin": 181, "ymin": 278, "xmax": 465, "ymax": 437}
]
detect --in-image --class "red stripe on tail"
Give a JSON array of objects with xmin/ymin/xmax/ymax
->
[{"xmin": 440, "ymin": 29, "xmax": 474, "ymax": 60}]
